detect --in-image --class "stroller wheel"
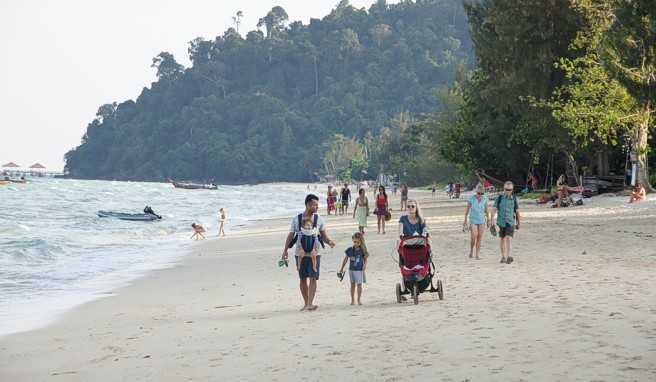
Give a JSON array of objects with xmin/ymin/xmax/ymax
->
[
  {"xmin": 412, "ymin": 283, "xmax": 419, "ymax": 305},
  {"xmin": 395, "ymin": 283, "xmax": 402, "ymax": 303},
  {"xmin": 437, "ymin": 279, "xmax": 444, "ymax": 300}
]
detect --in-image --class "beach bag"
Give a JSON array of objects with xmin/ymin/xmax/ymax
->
[
  {"xmin": 288, "ymin": 214, "xmax": 325, "ymax": 250},
  {"xmin": 384, "ymin": 210, "xmax": 392, "ymax": 221}
]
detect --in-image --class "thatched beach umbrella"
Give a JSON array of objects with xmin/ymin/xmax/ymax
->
[
  {"xmin": 2, "ymin": 162, "xmax": 20, "ymax": 175},
  {"xmin": 29, "ymin": 163, "xmax": 46, "ymax": 176},
  {"xmin": 2, "ymin": 162, "xmax": 20, "ymax": 168}
]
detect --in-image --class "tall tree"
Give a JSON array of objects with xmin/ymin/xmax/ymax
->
[
  {"xmin": 604, "ymin": 0, "xmax": 656, "ymax": 189},
  {"xmin": 151, "ymin": 52, "xmax": 184, "ymax": 80},
  {"xmin": 257, "ymin": 6, "xmax": 289, "ymax": 39}
]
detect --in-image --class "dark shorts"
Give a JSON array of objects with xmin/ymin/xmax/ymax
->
[
  {"xmin": 498, "ymin": 224, "xmax": 514, "ymax": 238},
  {"xmin": 296, "ymin": 255, "xmax": 320, "ymax": 279}
]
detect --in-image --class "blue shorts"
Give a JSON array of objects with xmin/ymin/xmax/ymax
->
[{"xmin": 296, "ymin": 255, "xmax": 320, "ymax": 280}]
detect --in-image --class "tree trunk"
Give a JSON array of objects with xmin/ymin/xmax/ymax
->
[{"xmin": 632, "ymin": 102, "xmax": 654, "ymax": 192}]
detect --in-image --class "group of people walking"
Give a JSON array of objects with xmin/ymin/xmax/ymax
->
[{"xmin": 282, "ymin": 181, "xmax": 522, "ymax": 311}]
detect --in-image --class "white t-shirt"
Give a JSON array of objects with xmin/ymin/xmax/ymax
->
[{"xmin": 289, "ymin": 212, "xmax": 325, "ymax": 257}]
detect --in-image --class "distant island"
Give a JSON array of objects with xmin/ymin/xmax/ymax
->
[{"xmin": 65, "ymin": 0, "xmax": 473, "ymax": 184}]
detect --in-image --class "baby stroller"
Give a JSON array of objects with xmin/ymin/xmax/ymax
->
[{"xmin": 395, "ymin": 236, "xmax": 444, "ymax": 304}]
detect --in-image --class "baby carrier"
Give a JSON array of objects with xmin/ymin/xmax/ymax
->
[{"xmin": 288, "ymin": 213, "xmax": 325, "ymax": 253}]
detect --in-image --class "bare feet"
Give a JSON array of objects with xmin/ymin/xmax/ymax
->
[
  {"xmin": 350, "ymin": 302, "xmax": 355, "ymax": 305},
  {"xmin": 300, "ymin": 305, "xmax": 308, "ymax": 311},
  {"xmin": 357, "ymin": 301, "xmax": 362, "ymax": 305},
  {"xmin": 307, "ymin": 305, "xmax": 318, "ymax": 311}
]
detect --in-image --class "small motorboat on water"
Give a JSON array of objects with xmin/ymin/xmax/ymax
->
[
  {"xmin": 98, "ymin": 206, "xmax": 162, "ymax": 221},
  {"xmin": 171, "ymin": 181, "xmax": 218, "ymax": 190}
]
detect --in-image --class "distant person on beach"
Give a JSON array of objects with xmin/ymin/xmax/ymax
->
[
  {"xmin": 282, "ymin": 194, "xmax": 336, "ymax": 311},
  {"xmin": 400, "ymin": 184, "xmax": 409, "ymax": 211},
  {"xmin": 190, "ymin": 223, "xmax": 206, "ymax": 240},
  {"xmin": 629, "ymin": 183, "xmax": 646, "ymax": 203},
  {"xmin": 491, "ymin": 181, "xmax": 520, "ymax": 264},
  {"xmin": 338, "ymin": 232, "xmax": 369, "ymax": 305},
  {"xmin": 447, "ymin": 182, "xmax": 454, "ymax": 198},
  {"xmin": 432, "ymin": 183, "xmax": 437, "ymax": 198},
  {"xmin": 218, "ymin": 208, "xmax": 226, "ymax": 236},
  {"xmin": 454, "ymin": 181, "xmax": 461, "ymax": 199},
  {"xmin": 374, "ymin": 185, "xmax": 389, "ymax": 234},
  {"xmin": 463, "ymin": 184, "xmax": 490, "ymax": 260},
  {"xmin": 340, "ymin": 183, "xmax": 351, "ymax": 215},
  {"xmin": 327, "ymin": 185, "xmax": 336, "ymax": 215},
  {"xmin": 555, "ymin": 174, "xmax": 573, "ymax": 207},
  {"xmin": 352, "ymin": 188, "xmax": 369, "ymax": 234}
]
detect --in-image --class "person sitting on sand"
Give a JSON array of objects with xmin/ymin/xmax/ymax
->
[
  {"xmin": 282, "ymin": 194, "xmax": 336, "ymax": 312},
  {"xmin": 629, "ymin": 183, "xmax": 646, "ymax": 203},
  {"xmin": 191, "ymin": 223, "xmax": 206, "ymax": 240},
  {"xmin": 338, "ymin": 232, "xmax": 369, "ymax": 305},
  {"xmin": 554, "ymin": 174, "xmax": 573, "ymax": 207}
]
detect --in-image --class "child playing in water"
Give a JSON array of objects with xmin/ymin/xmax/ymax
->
[
  {"xmin": 298, "ymin": 218, "xmax": 319, "ymax": 273},
  {"xmin": 338, "ymin": 232, "xmax": 369, "ymax": 305},
  {"xmin": 190, "ymin": 223, "xmax": 206, "ymax": 240}
]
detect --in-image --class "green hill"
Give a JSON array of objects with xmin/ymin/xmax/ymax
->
[{"xmin": 65, "ymin": 0, "xmax": 473, "ymax": 183}]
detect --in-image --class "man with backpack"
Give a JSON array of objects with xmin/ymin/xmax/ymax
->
[
  {"xmin": 490, "ymin": 181, "xmax": 521, "ymax": 264},
  {"xmin": 281, "ymin": 194, "xmax": 336, "ymax": 311}
]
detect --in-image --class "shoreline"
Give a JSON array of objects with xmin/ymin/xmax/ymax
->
[
  {"xmin": 1, "ymin": 190, "xmax": 655, "ymax": 380},
  {"xmin": 0, "ymin": 181, "xmax": 315, "ymax": 338}
]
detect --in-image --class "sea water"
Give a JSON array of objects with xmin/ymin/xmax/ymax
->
[{"xmin": 0, "ymin": 178, "xmax": 318, "ymax": 336}]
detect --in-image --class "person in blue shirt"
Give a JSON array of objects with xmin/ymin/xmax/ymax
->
[
  {"xmin": 338, "ymin": 232, "xmax": 369, "ymax": 305},
  {"xmin": 398, "ymin": 199, "xmax": 429, "ymax": 237},
  {"xmin": 463, "ymin": 184, "xmax": 490, "ymax": 260},
  {"xmin": 491, "ymin": 181, "xmax": 521, "ymax": 264}
]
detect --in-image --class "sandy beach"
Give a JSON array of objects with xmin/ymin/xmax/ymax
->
[{"xmin": 1, "ymin": 189, "xmax": 655, "ymax": 381}]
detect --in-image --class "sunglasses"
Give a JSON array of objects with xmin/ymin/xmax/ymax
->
[{"xmin": 408, "ymin": 205, "xmax": 416, "ymax": 208}]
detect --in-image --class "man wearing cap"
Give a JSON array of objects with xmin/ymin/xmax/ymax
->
[{"xmin": 490, "ymin": 181, "xmax": 521, "ymax": 264}]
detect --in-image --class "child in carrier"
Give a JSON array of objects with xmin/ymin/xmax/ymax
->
[
  {"xmin": 338, "ymin": 232, "xmax": 369, "ymax": 305},
  {"xmin": 298, "ymin": 218, "xmax": 319, "ymax": 273}
]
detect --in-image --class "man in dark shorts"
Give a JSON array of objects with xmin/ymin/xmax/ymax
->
[
  {"xmin": 340, "ymin": 183, "xmax": 351, "ymax": 215},
  {"xmin": 491, "ymin": 181, "xmax": 521, "ymax": 264},
  {"xmin": 281, "ymin": 194, "xmax": 335, "ymax": 311}
]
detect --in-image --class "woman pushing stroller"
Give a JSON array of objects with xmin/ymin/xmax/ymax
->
[{"xmin": 395, "ymin": 199, "xmax": 442, "ymax": 303}]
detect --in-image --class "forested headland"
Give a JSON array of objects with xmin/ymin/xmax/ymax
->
[
  {"xmin": 65, "ymin": 0, "xmax": 655, "ymax": 188},
  {"xmin": 65, "ymin": 0, "xmax": 473, "ymax": 184}
]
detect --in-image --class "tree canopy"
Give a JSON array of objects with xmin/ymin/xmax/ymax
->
[{"xmin": 65, "ymin": 0, "xmax": 473, "ymax": 183}]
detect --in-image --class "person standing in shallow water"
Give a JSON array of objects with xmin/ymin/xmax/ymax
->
[
  {"xmin": 218, "ymin": 208, "xmax": 226, "ymax": 237},
  {"xmin": 463, "ymin": 184, "xmax": 490, "ymax": 260},
  {"xmin": 281, "ymin": 194, "xmax": 336, "ymax": 311}
]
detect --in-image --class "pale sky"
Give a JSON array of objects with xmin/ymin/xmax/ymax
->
[{"xmin": 0, "ymin": 0, "xmax": 394, "ymax": 172}]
